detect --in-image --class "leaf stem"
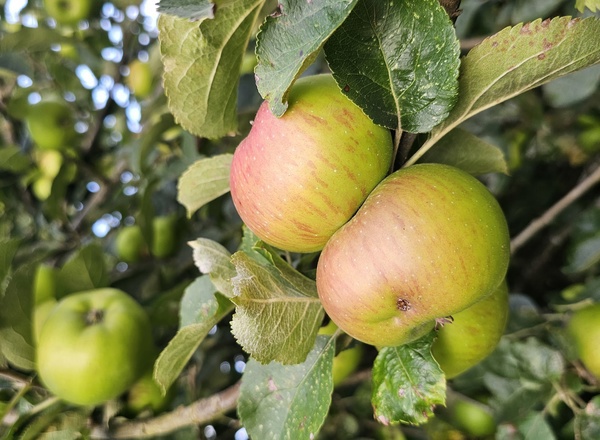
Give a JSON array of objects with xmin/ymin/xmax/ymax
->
[
  {"xmin": 510, "ymin": 163, "xmax": 600, "ymax": 254},
  {"xmin": 109, "ymin": 382, "xmax": 241, "ymax": 439}
]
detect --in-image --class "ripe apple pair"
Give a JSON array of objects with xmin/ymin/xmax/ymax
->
[{"xmin": 230, "ymin": 74, "xmax": 510, "ymax": 350}]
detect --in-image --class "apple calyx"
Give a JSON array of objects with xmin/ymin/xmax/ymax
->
[{"xmin": 86, "ymin": 309, "xmax": 104, "ymax": 326}]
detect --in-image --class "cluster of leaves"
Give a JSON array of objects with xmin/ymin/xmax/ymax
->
[{"xmin": 1, "ymin": 0, "xmax": 600, "ymax": 439}]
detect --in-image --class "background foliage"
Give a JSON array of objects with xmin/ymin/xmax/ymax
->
[{"xmin": 1, "ymin": 0, "xmax": 600, "ymax": 439}]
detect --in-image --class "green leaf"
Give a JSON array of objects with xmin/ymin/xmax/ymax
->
[
  {"xmin": 158, "ymin": 0, "xmax": 265, "ymax": 139},
  {"xmin": 576, "ymin": 0, "xmax": 600, "ymax": 12},
  {"xmin": 230, "ymin": 251, "xmax": 324, "ymax": 365},
  {"xmin": 56, "ymin": 244, "xmax": 109, "ymax": 297},
  {"xmin": 324, "ymin": 0, "xmax": 460, "ymax": 132},
  {"xmin": 575, "ymin": 396, "xmax": 600, "ymax": 440},
  {"xmin": 189, "ymin": 238, "xmax": 236, "ymax": 297},
  {"xmin": 177, "ymin": 154, "xmax": 233, "ymax": 217},
  {"xmin": 158, "ymin": 0, "xmax": 215, "ymax": 21},
  {"xmin": 238, "ymin": 335, "xmax": 335, "ymax": 439},
  {"xmin": 0, "ymin": 264, "xmax": 35, "ymax": 371},
  {"xmin": 519, "ymin": 412, "xmax": 557, "ymax": 440},
  {"xmin": 418, "ymin": 128, "xmax": 509, "ymax": 175},
  {"xmin": 408, "ymin": 16, "xmax": 600, "ymax": 166},
  {"xmin": 154, "ymin": 276, "xmax": 234, "ymax": 393},
  {"xmin": 255, "ymin": 0, "xmax": 358, "ymax": 116},
  {"xmin": 371, "ymin": 332, "xmax": 446, "ymax": 426},
  {"xmin": 0, "ymin": 28, "xmax": 70, "ymax": 52},
  {"xmin": 0, "ymin": 238, "xmax": 20, "ymax": 289},
  {"xmin": 0, "ymin": 146, "xmax": 31, "ymax": 173},
  {"xmin": 564, "ymin": 232, "xmax": 600, "ymax": 274}
]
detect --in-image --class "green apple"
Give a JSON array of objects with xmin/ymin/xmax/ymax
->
[
  {"xmin": 36, "ymin": 288, "xmax": 155, "ymax": 406},
  {"xmin": 230, "ymin": 74, "xmax": 393, "ymax": 253},
  {"xmin": 126, "ymin": 60, "xmax": 154, "ymax": 99},
  {"xmin": 25, "ymin": 101, "xmax": 75, "ymax": 150},
  {"xmin": 33, "ymin": 264, "xmax": 58, "ymax": 304},
  {"xmin": 432, "ymin": 281, "xmax": 509, "ymax": 379},
  {"xmin": 43, "ymin": 0, "xmax": 93, "ymax": 25},
  {"xmin": 31, "ymin": 175, "xmax": 54, "ymax": 201},
  {"xmin": 566, "ymin": 303, "xmax": 600, "ymax": 378},
  {"xmin": 317, "ymin": 164, "xmax": 510, "ymax": 347},
  {"xmin": 115, "ymin": 225, "xmax": 147, "ymax": 263},
  {"xmin": 33, "ymin": 299, "xmax": 57, "ymax": 345},
  {"xmin": 449, "ymin": 398, "xmax": 496, "ymax": 437},
  {"xmin": 35, "ymin": 150, "xmax": 63, "ymax": 179},
  {"xmin": 151, "ymin": 215, "xmax": 178, "ymax": 259},
  {"xmin": 123, "ymin": 369, "xmax": 174, "ymax": 416},
  {"xmin": 319, "ymin": 321, "xmax": 363, "ymax": 386}
]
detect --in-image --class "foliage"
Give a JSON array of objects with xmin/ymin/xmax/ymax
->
[{"xmin": 1, "ymin": 0, "xmax": 600, "ymax": 439}]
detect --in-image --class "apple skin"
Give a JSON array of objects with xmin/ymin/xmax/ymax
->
[
  {"xmin": 449, "ymin": 398, "xmax": 496, "ymax": 437},
  {"xmin": 123, "ymin": 369, "xmax": 175, "ymax": 417},
  {"xmin": 115, "ymin": 225, "xmax": 147, "ymax": 263},
  {"xmin": 566, "ymin": 303, "xmax": 600, "ymax": 378},
  {"xmin": 316, "ymin": 164, "xmax": 510, "ymax": 347},
  {"xmin": 43, "ymin": 0, "xmax": 93, "ymax": 25},
  {"xmin": 151, "ymin": 215, "xmax": 178, "ymax": 259},
  {"xmin": 432, "ymin": 281, "xmax": 509, "ymax": 379},
  {"xmin": 230, "ymin": 74, "xmax": 393, "ymax": 253},
  {"xmin": 26, "ymin": 101, "xmax": 75, "ymax": 150},
  {"xmin": 33, "ymin": 264, "xmax": 58, "ymax": 304},
  {"xmin": 126, "ymin": 60, "xmax": 154, "ymax": 99},
  {"xmin": 36, "ymin": 288, "xmax": 155, "ymax": 406}
]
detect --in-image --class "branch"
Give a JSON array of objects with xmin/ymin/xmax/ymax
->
[
  {"xmin": 510, "ymin": 163, "xmax": 600, "ymax": 254},
  {"xmin": 108, "ymin": 382, "xmax": 241, "ymax": 439}
]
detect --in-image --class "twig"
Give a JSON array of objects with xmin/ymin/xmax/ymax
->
[
  {"xmin": 108, "ymin": 382, "xmax": 241, "ymax": 439},
  {"xmin": 510, "ymin": 164, "xmax": 600, "ymax": 255}
]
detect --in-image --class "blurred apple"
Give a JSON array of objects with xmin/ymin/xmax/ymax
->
[
  {"xmin": 126, "ymin": 59, "xmax": 154, "ymax": 99},
  {"xmin": 567, "ymin": 303, "xmax": 600, "ymax": 378},
  {"xmin": 115, "ymin": 225, "xmax": 147, "ymax": 263},
  {"xmin": 25, "ymin": 101, "xmax": 75, "ymax": 150},
  {"xmin": 33, "ymin": 264, "xmax": 58, "ymax": 304},
  {"xmin": 33, "ymin": 299, "xmax": 57, "ymax": 345},
  {"xmin": 123, "ymin": 369, "xmax": 174, "ymax": 417},
  {"xmin": 151, "ymin": 215, "xmax": 178, "ymax": 259},
  {"xmin": 449, "ymin": 398, "xmax": 496, "ymax": 437},
  {"xmin": 43, "ymin": 0, "xmax": 93, "ymax": 25},
  {"xmin": 31, "ymin": 175, "xmax": 54, "ymax": 201}
]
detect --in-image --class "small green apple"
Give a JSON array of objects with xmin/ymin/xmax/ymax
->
[
  {"xmin": 230, "ymin": 74, "xmax": 393, "ymax": 253},
  {"xmin": 317, "ymin": 164, "xmax": 510, "ymax": 347},
  {"xmin": 33, "ymin": 264, "xmax": 58, "ymax": 305},
  {"xmin": 43, "ymin": 0, "xmax": 93, "ymax": 25},
  {"xmin": 567, "ymin": 303, "xmax": 600, "ymax": 378},
  {"xmin": 115, "ymin": 225, "xmax": 147, "ymax": 263},
  {"xmin": 319, "ymin": 321, "xmax": 363, "ymax": 386},
  {"xmin": 123, "ymin": 369, "xmax": 174, "ymax": 417},
  {"xmin": 31, "ymin": 175, "xmax": 54, "ymax": 201},
  {"xmin": 126, "ymin": 60, "xmax": 154, "ymax": 99},
  {"xmin": 25, "ymin": 101, "xmax": 75, "ymax": 150},
  {"xmin": 449, "ymin": 398, "xmax": 496, "ymax": 437},
  {"xmin": 432, "ymin": 281, "xmax": 509, "ymax": 379},
  {"xmin": 33, "ymin": 299, "xmax": 57, "ymax": 345},
  {"xmin": 36, "ymin": 288, "xmax": 155, "ymax": 406},
  {"xmin": 151, "ymin": 215, "xmax": 178, "ymax": 259},
  {"xmin": 35, "ymin": 150, "xmax": 63, "ymax": 179}
]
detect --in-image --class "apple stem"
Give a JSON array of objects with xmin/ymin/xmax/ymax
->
[{"xmin": 86, "ymin": 309, "xmax": 105, "ymax": 326}]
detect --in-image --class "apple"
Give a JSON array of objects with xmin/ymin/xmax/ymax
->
[
  {"xmin": 151, "ymin": 215, "xmax": 178, "ymax": 259},
  {"xmin": 33, "ymin": 299, "xmax": 57, "ymax": 345},
  {"xmin": 566, "ymin": 303, "xmax": 600, "ymax": 378},
  {"xmin": 319, "ymin": 321, "xmax": 363, "ymax": 386},
  {"xmin": 449, "ymin": 397, "xmax": 496, "ymax": 437},
  {"xmin": 35, "ymin": 150, "xmax": 63, "ymax": 179},
  {"xmin": 31, "ymin": 175, "xmax": 54, "ymax": 201},
  {"xmin": 33, "ymin": 264, "xmax": 58, "ymax": 304},
  {"xmin": 317, "ymin": 164, "xmax": 510, "ymax": 347},
  {"xmin": 123, "ymin": 369, "xmax": 174, "ymax": 416},
  {"xmin": 36, "ymin": 288, "xmax": 155, "ymax": 406},
  {"xmin": 115, "ymin": 225, "xmax": 147, "ymax": 263},
  {"xmin": 126, "ymin": 60, "xmax": 154, "ymax": 99},
  {"xmin": 43, "ymin": 0, "xmax": 93, "ymax": 25},
  {"xmin": 432, "ymin": 281, "xmax": 509, "ymax": 379},
  {"xmin": 230, "ymin": 74, "xmax": 393, "ymax": 253},
  {"xmin": 25, "ymin": 101, "xmax": 75, "ymax": 150}
]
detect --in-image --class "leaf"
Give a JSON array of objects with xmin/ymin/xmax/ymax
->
[
  {"xmin": 56, "ymin": 244, "xmax": 109, "ymax": 297},
  {"xmin": 0, "ymin": 238, "xmax": 20, "ymax": 289},
  {"xmin": 0, "ymin": 146, "xmax": 31, "ymax": 173},
  {"xmin": 564, "ymin": 232, "xmax": 600, "ymax": 274},
  {"xmin": 189, "ymin": 238, "xmax": 236, "ymax": 297},
  {"xmin": 0, "ymin": 264, "xmax": 35, "ymax": 371},
  {"xmin": 230, "ymin": 251, "xmax": 324, "ymax": 365},
  {"xmin": 371, "ymin": 332, "xmax": 446, "ymax": 426},
  {"xmin": 158, "ymin": 0, "xmax": 265, "ymax": 139},
  {"xmin": 0, "ymin": 28, "xmax": 70, "ymax": 52},
  {"xmin": 575, "ymin": 396, "xmax": 600, "ymax": 440},
  {"xmin": 576, "ymin": 0, "xmax": 600, "ymax": 12},
  {"xmin": 519, "ymin": 412, "xmax": 557, "ymax": 440},
  {"xmin": 324, "ymin": 0, "xmax": 460, "ymax": 132},
  {"xmin": 158, "ymin": 0, "xmax": 215, "ymax": 21},
  {"xmin": 238, "ymin": 335, "xmax": 335, "ymax": 439},
  {"xmin": 408, "ymin": 16, "xmax": 600, "ymax": 166},
  {"xmin": 255, "ymin": 0, "xmax": 359, "ymax": 116},
  {"xmin": 154, "ymin": 276, "xmax": 234, "ymax": 393},
  {"xmin": 177, "ymin": 154, "xmax": 233, "ymax": 217},
  {"xmin": 418, "ymin": 128, "xmax": 509, "ymax": 175}
]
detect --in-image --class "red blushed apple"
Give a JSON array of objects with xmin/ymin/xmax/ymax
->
[
  {"xmin": 316, "ymin": 163, "xmax": 510, "ymax": 347},
  {"xmin": 229, "ymin": 74, "xmax": 393, "ymax": 253}
]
